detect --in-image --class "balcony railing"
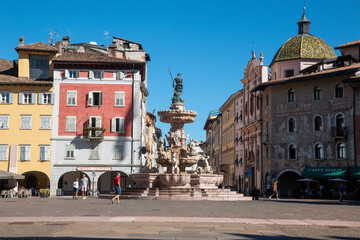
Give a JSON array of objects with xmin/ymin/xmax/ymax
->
[{"xmin": 83, "ymin": 126, "xmax": 106, "ymax": 141}]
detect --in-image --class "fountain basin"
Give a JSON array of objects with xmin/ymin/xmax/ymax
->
[
  {"xmin": 159, "ymin": 173, "xmax": 191, "ymax": 188},
  {"xmin": 157, "ymin": 109, "xmax": 197, "ymax": 124},
  {"xmin": 190, "ymin": 174, "xmax": 223, "ymax": 189},
  {"xmin": 130, "ymin": 173, "xmax": 160, "ymax": 188}
]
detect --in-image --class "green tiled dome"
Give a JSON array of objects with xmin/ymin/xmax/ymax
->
[{"xmin": 270, "ymin": 35, "xmax": 337, "ymax": 66}]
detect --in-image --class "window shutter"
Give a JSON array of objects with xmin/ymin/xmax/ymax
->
[
  {"xmin": 119, "ymin": 92, "xmax": 124, "ymax": 106},
  {"xmin": 38, "ymin": 93, "xmax": 43, "ymax": 104},
  {"xmin": 41, "ymin": 117, "xmax": 45, "ymax": 129},
  {"xmin": 99, "ymin": 92, "xmax": 103, "ymax": 106},
  {"xmin": 76, "ymin": 71, "xmax": 80, "ymax": 79},
  {"xmin": 45, "ymin": 146, "xmax": 50, "ymax": 160},
  {"xmin": 88, "ymin": 92, "xmax": 93, "ymax": 106},
  {"xmin": 111, "ymin": 118, "xmax": 116, "ymax": 132},
  {"xmin": 18, "ymin": 93, "xmax": 23, "ymax": 104},
  {"xmin": 101, "ymin": 71, "xmax": 104, "ymax": 79},
  {"xmin": 50, "ymin": 93, "xmax": 55, "ymax": 104},
  {"xmin": 65, "ymin": 69, "xmax": 69, "ymax": 78},
  {"xmin": 31, "ymin": 93, "xmax": 36, "ymax": 104},
  {"xmin": 320, "ymin": 147, "xmax": 324, "ymax": 159},
  {"xmin": 26, "ymin": 146, "xmax": 30, "ymax": 160},
  {"xmin": 120, "ymin": 118, "xmax": 124, "ymax": 132},
  {"xmin": 89, "ymin": 70, "xmax": 94, "ymax": 79},
  {"xmin": 96, "ymin": 116, "xmax": 101, "ymax": 128},
  {"xmin": 9, "ymin": 93, "xmax": 13, "ymax": 104},
  {"xmin": 40, "ymin": 147, "xmax": 44, "ymax": 160}
]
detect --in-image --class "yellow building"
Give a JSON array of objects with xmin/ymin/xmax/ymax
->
[{"xmin": 0, "ymin": 37, "xmax": 57, "ymax": 190}]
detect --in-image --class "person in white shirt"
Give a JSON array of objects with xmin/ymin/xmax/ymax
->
[{"xmin": 73, "ymin": 178, "xmax": 79, "ymax": 200}]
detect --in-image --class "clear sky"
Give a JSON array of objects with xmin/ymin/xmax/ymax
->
[{"xmin": 1, "ymin": 0, "xmax": 359, "ymax": 142}]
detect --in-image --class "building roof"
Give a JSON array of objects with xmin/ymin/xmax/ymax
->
[
  {"xmin": 270, "ymin": 35, "xmax": 337, "ymax": 66},
  {"xmin": 113, "ymin": 36, "xmax": 143, "ymax": 50},
  {"xmin": 0, "ymin": 74, "xmax": 52, "ymax": 86},
  {"xmin": 219, "ymin": 90, "xmax": 242, "ymax": 111},
  {"xmin": 52, "ymin": 52, "xmax": 144, "ymax": 64},
  {"xmin": 252, "ymin": 63, "xmax": 360, "ymax": 92},
  {"xmin": 15, "ymin": 42, "xmax": 58, "ymax": 53},
  {"xmin": 0, "ymin": 59, "xmax": 17, "ymax": 76},
  {"xmin": 334, "ymin": 39, "xmax": 360, "ymax": 50}
]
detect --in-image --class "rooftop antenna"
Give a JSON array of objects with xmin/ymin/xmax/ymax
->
[
  {"xmin": 103, "ymin": 31, "xmax": 110, "ymax": 49},
  {"xmin": 47, "ymin": 27, "xmax": 53, "ymax": 45},
  {"xmin": 54, "ymin": 30, "xmax": 59, "ymax": 42}
]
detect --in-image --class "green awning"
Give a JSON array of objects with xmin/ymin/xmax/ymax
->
[
  {"xmin": 301, "ymin": 167, "xmax": 348, "ymax": 178},
  {"xmin": 350, "ymin": 167, "xmax": 360, "ymax": 178}
]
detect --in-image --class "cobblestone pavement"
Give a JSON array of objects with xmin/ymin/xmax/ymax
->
[{"xmin": 0, "ymin": 197, "xmax": 359, "ymax": 239}]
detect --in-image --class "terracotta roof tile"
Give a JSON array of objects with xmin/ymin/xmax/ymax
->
[
  {"xmin": 334, "ymin": 39, "xmax": 360, "ymax": 49},
  {"xmin": 0, "ymin": 59, "xmax": 17, "ymax": 76},
  {"xmin": 15, "ymin": 42, "xmax": 57, "ymax": 52},
  {"xmin": 53, "ymin": 52, "xmax": 143, "ymax": 64},
  {"xmin": 252, "ymin": 63, "xmax": 360, "ymax": 92},
  {"xmin": 0, "ymin": 74, "xmax": 52, "ymax": 85}
]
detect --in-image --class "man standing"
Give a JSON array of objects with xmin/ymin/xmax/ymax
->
[
  {"xmin": 80, "ymin": 174, "xmax": 89, "ymax": 200},
  {"xmin": 269, "ymin": 180, "xmax": 280, "ymax": 200},
  {"xmin": 111, "ymin": 172, "xmax": 121, "ymax": 204},
  {"xmin": 339, "ymin": 183, "xmax": 345, "ymax": 202}
]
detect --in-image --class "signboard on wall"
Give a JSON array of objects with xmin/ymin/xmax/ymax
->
[{"xmin": 76, "ymin": 166, "xmax": 112, "ymax": 172}]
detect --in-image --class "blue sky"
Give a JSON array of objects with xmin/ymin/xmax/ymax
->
[{"xmin": 1, "ymin": 0, "xmax": 359, "ymax": 141}]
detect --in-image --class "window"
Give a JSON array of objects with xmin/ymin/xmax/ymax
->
[
  {"xmin": 285, "ymin": 69, "xmax": 294, "ymax": 78},
  {"xmin": 88, "ymin": 91, "xmax": 103, "ymax": 106},
  {"xmin": 114, "ymin": 145, "xmax": 124, "ymax": 159},
  {"xmin": 41, "ymin": 116, "xmax": 51, "ymax": 129},
  {"xmin": 288, "ymin": 118, "xmax": 295, "ymax": 133},
  {"xmin": 111, "ymin": 117, "xmax": 125, "ymax": 133},
  {"xmin": 65, "ymin": 144, "xmax": 75, "ymax": 158},
  {"xmin": 336, "ymin": 114, "xmax": 345, "ymax": 135},
  {"xmin": 88, "ymin": 116, "xmax": 102, "ymax": 137},
  {"xmin": 67, "ymin": 91, "xmax": 77, "ymax": 106},
  {"xmin": 336, "ymin": 143, "xmax": 346, "ymax": 159},
  {"xmin": 115, "ymin": 92, "xmax": 125, "ymax": 107},
  {"xmin": 90, "ymin": 145, "xmax": 100, "ymax": 159},
  {"xmin": 38, "ymin": 92, "xmax": 54, "ymax": 105},
  {"xmin": 123, "ymin": 42, "xmax": 130, "ymax": 49},
  {"xmin": 314, "ymin": 86, "xmax": 321, "ymax": 100},
  {"xmin": 69, "ymin": 70, "xmax": 79, "ymax": 79},
  {"xmin": 20, "ymin": 145, "xmax": 30, "ymax": 161},
  {"xmin": 250, "ymin": 97, "xmax": 254, "ymax": 115},
  {"xmin": 66, "ymin": 117, "xmax": 76, "ymax": 132},
  {"xmin": 314, "ymin": 116, "xmax": 322, "ymax": 131},
  {"xmin": 0, "ymin": 91, "xmax": 13, "ymax": 104},
  {"xmin": 288, "ymin": 144, "xmax": 296, "ymax": 159},
  {"xmin": 29, "ymin": 54, "xmax": 49, "ymax": 79},
  {"xmin": 21, "ymin": 115, "xmax": 32, "ymax": 129},
  {"xmin": 39, "ymin": 145, "xmax": 50, "ymax": 161},
  {"xmin": 0, "ymin": 115, "xmax": 9, "ymax": 129},
  {"xmin": 19, "ymin": 92, "xmax": 35, "ymax": 104},
  {"xmin": 335, "ymin": 83, "xmax": 344, "ymax": 98},
  {"xmin": 0, "ymin": 145, "xmax": 8, "ymax": 160},
  {"xmin": 288, "ymin": 89, "xmax": 295, "ymax": 102},
  {"xmin": 266, "ymin": 94, "xmax": 269, "ymax": 106},
  {"xmin": 314, "ymin": 143, "xmax": 324, "ymax": 159},
  {"xmin": 93, "ymin": 71, "xmax": 104, "ymax": 79}
]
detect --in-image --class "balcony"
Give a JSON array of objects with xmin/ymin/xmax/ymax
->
[
  {"xmin": 83, "ymin": 126, "xmax": 106, "ymax": 141},
  {"xmin": 330, "ymin": 127, "xmax": 347, "ymax": 140}
]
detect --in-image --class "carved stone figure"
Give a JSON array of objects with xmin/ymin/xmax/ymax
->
[
  {"xmin": 141, "ymin": 155, "xmax": 157, "ymax": 173},
  {"xmin": 187, "ymin": 138, "xmax": 197, "ymax": 157},
  {"xmin": 157, "ymin": 139, "xmax": 169, "ymax": 159},
  {"xmin": 172, "ymin": 152, "xmax": 180, "ymax": 174},
  {"xmin": 196, "ymin": 155, "xmax": 213, "ymax": 174},
  {"xmin": 172, "ymin": 73, "xmax": 184, "ymax": 103}
]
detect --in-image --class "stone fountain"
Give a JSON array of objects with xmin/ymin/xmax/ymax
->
[{"xmin": 127, "ymin": 73, "xmax": 248, "ymax": 200}]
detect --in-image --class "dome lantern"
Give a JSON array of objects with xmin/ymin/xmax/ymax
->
[{"xmin": 297, "ymin": 7, "xmax": 311, "ymax": 35}]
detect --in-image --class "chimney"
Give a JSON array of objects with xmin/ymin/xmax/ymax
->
[
  {"xmin": 19, "ymin": 37, "xmax": 24, "ymax": 46},
  {"xmin": 62, "ymin": 36, "xmax": 70, "ymax": 47},
  {"xmin": 108, "ymin": 44, "xmax": 117, "ymax": 57},
  {"xmin": 55, "ymin": 41, "xmax": 62, "ymax": 53}
]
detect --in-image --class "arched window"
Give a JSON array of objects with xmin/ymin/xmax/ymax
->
[
  {"xmin": 314, "ymin": 143, "xmax": 324, "ymax": 159},
  {"xmin": 288, "ymin": 144, "xmax": 296, "ymax": 159},
  {"xmin": 335, "ymin": 83, "xmax": 344, "ymax": 98},
  {"xmin": 314, "ymin": 116, "xmax": 322, "ymax": 131},
  {"xmin": 250, "ymin": 97, "xmax": 254, "ymax": 115},
  {"xmin": 336, "ymin": 142, "xmax": 346, "ymax": 159},
  {"xmin": 336, "ymin": 114, "xmax": 345, "ymax": 136},
  {"xmin": 288, "ymin": 118, "xmax": 295, "ymax": 133},
  {"xmin": 314, "ymin": 86, "xmax": 321, "ymax": 100},
  {"xmin": 288, "ymin": 88, "xmax": 295, "ymax": 102}
]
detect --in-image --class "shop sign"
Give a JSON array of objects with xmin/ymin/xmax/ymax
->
[{"xmin": 76, "ymin": 166, "xmax": 112, "ymax": 172}]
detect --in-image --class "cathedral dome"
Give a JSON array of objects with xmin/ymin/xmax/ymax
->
[{"xmin": 270, "ymin": 10, "xmax": 337, "ymax": 66}]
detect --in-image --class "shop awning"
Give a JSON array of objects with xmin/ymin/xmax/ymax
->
[
  {"xmin": 0, "ymin": 170, "xmax": 25, "ymax": 180},
  {"xmin": 301, "ymin": 167, "xmax": 348, "ymax": 178},
  {"xmin": 350, "ymin": 167, "xmax": 360, "ymax": 178}
]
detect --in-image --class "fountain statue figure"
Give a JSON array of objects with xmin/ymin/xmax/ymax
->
[{"xmin": 172, "ymin": 73, "xmax": 184, "ymax": 103}]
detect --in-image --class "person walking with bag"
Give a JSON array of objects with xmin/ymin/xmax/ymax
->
[
  {"xmin": 269, "ymin": 180, "xmax": 280, "ymax": 200},
  {"xmin": 111, "ymin": 172, "xmax": 121, "ymax": 204}
]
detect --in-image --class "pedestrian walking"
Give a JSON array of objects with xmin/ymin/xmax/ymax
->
[
  {"xmin": 111, "ymin": 172, "xmax": 121, "ymax": 204},
  {"xmin": 80, "ymin": 174, "xmax": 89, "ymax": 200},
  {"xmin": 266, "ymin": 183, "xmax": 272, "ymax": 197},
  {"xmin": 339, "ymin": 183, "xmax": 345, "ymax": 202},
  {"xmin": 73, "ymin": 178, "xmax": 79, "ymax": 200},
  {"xmin": 269, "ymin": 180, "xmax": 280, "ymax": 200}
]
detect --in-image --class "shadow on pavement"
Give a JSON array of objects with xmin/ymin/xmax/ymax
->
[
  {"xmin": 227, "ymin": 233, "xmax": 360, "ymax": 240},
  {"xmin": 261, "ymin": 198, "xmax": 360, "ymax": 206},
  {"xmin": 0, "ymin": 238, "xmax": 152, "ymax": 240}
]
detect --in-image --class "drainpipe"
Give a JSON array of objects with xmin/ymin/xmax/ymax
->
[{"xmin": 348, "ymin": 82, "xmax": 357, "ymax": 167}]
